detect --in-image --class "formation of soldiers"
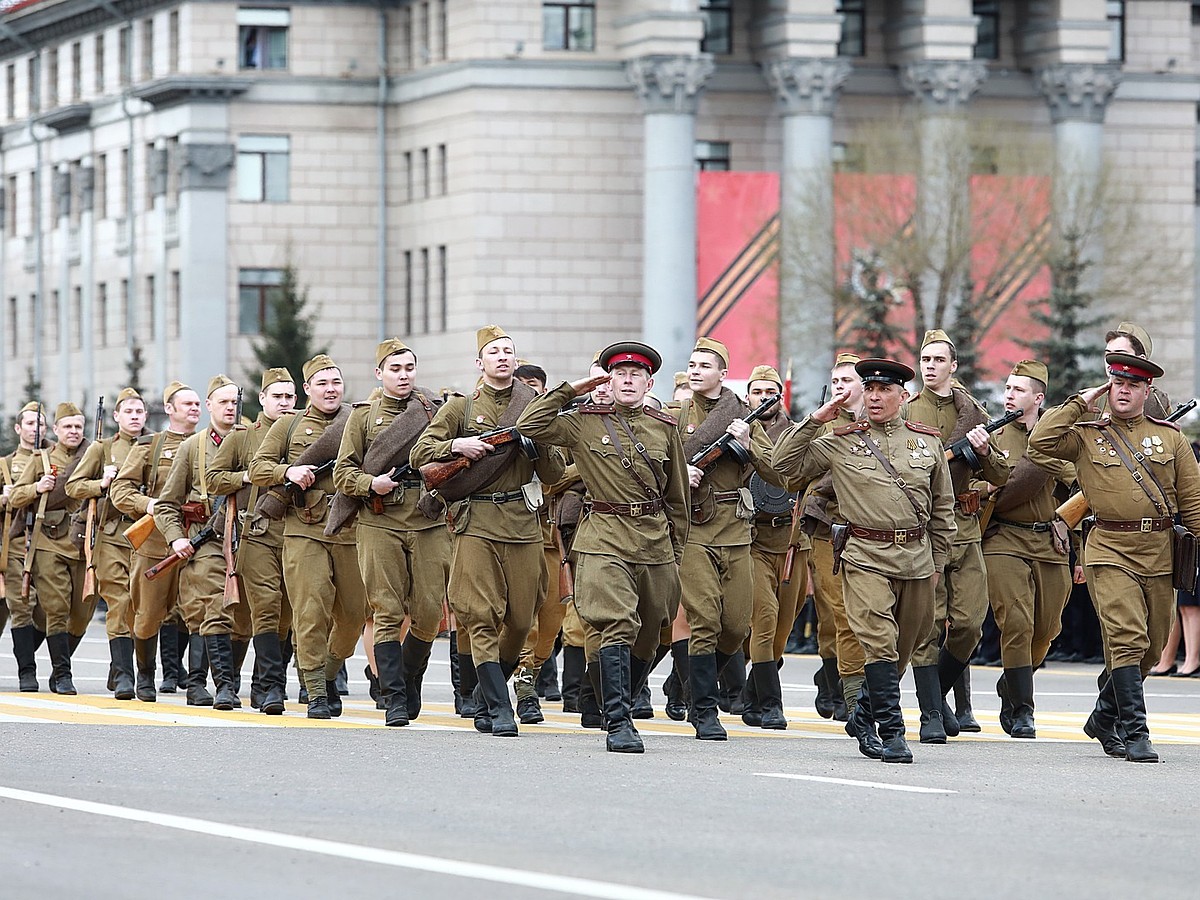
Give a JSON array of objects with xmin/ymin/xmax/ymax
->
[{"xmin": 1, "ymin": 321, "xmax": 1193, "ymax": 762}]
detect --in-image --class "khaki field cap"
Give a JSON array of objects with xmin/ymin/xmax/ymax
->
[
  {"xmin": 476, "ymin": 325, "xmax": 511, "ymax": 355},
  {"xmin": 673, "ymin": 372, "xmax": 688, "ymax": 389},
  {"xmin": 693, "ymin": 337, "xmax": 729, "ymax": 368},
  {"xmin": 834, "ymin": 352, "xmax": 861, "ymax": 367},
  {"xmin": 1010, "ymin": 360, "xmax": 1049, "ymax": 387},
  {"xmin": 1115, "ymin": 322, "xmax": 1153, "ymax": 357},
  {"xmin": 115, "ymin": 387, "xmax": 143, "ymax": 409},
  {"xmin": 921, "ymin": 329, "xmax": 955, "ymax": 351},
  {"xmin": 747, "ymin": 365, "xmax": 783, "ymax": 389},
  {"xmin": 1106, "ymin": 352, "xmax": 1164, "ymax": 383},
  {"xmin": 303, "ymin": 354, "xmax": 339, "ymax": 382},
  {"xmin": 55, "ymin": 402, "xmax": 84, "ymax": 421},
  {"xmin": 207, "ymin": 374, "xmax": 235, "ymax": 398},
  {"xmin": 259, "ymin": 368, "xmax": 293, "ymax": 392},
  {"xmin": 376, "ymin": 338, "xmax": 412, "ymax": 368},
  {"xmin": 162, "ymin": 381, "xmax": 190, "ymax": 406},
  {"xmin": 19, "ymin": 400, "xmax": 42, "ymax": 416}
]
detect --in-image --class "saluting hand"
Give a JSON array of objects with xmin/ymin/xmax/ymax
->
[
  {"xmin": 570, "ymin": 373, "xmax": 611, "ymax": 398},
  {"xmin": 1080, "ymin": 381, "xmax": 1112, "ymax": 412},
  {"xmin": 810, "ymin": 393, "xmax": 848, "ymax": 425}
]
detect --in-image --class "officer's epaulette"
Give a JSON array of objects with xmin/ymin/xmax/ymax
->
[
  {"xmin": 1148, "ymin": 416, "xmax": 1181, "ymax": 431},
  {"xmin": 231, "ymin": 423, "xmax": 248, "ymax": 432},
  {"xmin": 253, "ymin": 420, "xmax": 264, "ymax": 430},
  {"xmin": 905, "ymin": 421, "xmax": 941, "ymax": 437},
  {"xmin": 471, "ymin": 389, "xmax": 482, "ymax": 400},
  {"xmin": 833, "ymin": 421, "xmax": 869, "ymax": 436},
  {"xmin": 1079, "ymin": 418, "xmax": 1110, "ymax": 429},
  {"xmin": 352, "ymin": 400, "xmax": 372, "ymax": 409},
  {"xmin": 644, "ymin": 407, "xmax": 677, "ymax": 426},
  {"xmin": 578, "ymin": 403, "xmax": 614, "ymax": 414},
  {"xmin": 136, "ymin": 432, "xmax": 156, "ymax": 445}
]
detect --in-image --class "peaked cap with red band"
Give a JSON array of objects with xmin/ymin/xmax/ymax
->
[
  {"xmin": 1106, "ymin": 351, "xmax": 1163, "ymax": 383},
  {"xmin": 599, "ymin": 340, "xmax": 662, "ymax": 375}
]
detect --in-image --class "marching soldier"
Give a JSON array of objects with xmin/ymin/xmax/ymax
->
[
  {"xmin": 1029, "ymin": 353, "xmax": 1200, "ymax": 762},
  {"xmin": 206, "ymin": 368, "xmax": 297, "ymax": 715},
  {"xmin": 332, "ymin": 339, "xmax": 448, "ymax": 727},
  {"xmin": 8, "ymin": 403, "xmax": 92, "ymax": 694},
  {"xmin": 249, "ymin": 354, "xmax": 365, "ymax": 719},
  {"xmin": 981, "ymin": 361, "xmax": 1074, "ymax": 739},
  {"xmin": 65, "ymin": 389, "xmax": 148, "ymax": 699},
  {"xmin": 152, "ymin": 376, "xmax": 243, "ymax": 710},
  {"xmin": 905, "ymin": 330, "xmax": 1010, "ymax": 742},
  {"xmin": 1101, "ymin": 323, "xmax": 1170, "ymax": 419},
  {"xmin": 3, "ymin": 402, "xmax": 50, "ymax": 690},
  {"xmin": 110, "ymin": 382, "xmax": 201, "ymax": 701},
  {"xmin": 672, "ymin": 337, "xmax": 781, "ymax": 741},
  {"xmin": 410, "ymin": 326, "xmax": 565, "ymax": 737},
  {"xmin": 516, "ymin": 341, "xmax": 689, "ymax": 752},
  {"xmin": 774, "ymin": 358, "xmax": 956, "ymax": 763}
]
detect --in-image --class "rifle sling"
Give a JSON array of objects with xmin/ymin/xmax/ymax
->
[{"xmin": 599, "ymin": 414, "xmax": 665, "ymax": 502}]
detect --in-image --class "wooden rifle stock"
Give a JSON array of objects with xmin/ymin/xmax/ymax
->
[
  {"xmin": 553, "ymin": 520, "xmax": 574, "ymax": 602},
  {"xmin": 222, "ymin": 497, "xmax": 240, "ymax": 608},
  {"xmin": 145, "ymin": 525, "xmax": 218, "ymax": 581},
  {"xmin": 419, "ymin": 428, "xmax": 519, "ymax": 492},
  {"xmin": 124, "ymin": 512, "xmax": 157, "ymax": 549},
  {"xmin": 81, "ymin": 395, "xmax": 105, "ymax": 601}
]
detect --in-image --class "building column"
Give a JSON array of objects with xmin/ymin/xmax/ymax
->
[
  {"xmin": 79, "ymin": 162, "xmax": 95, "ymax": 406},
  {"xmin": 177, "ymin": 142, "xmax": 234, "ymax": 394},
  {"xmin": 150, "ymin": 142, "xmax": 169, "ymax": 392},
  {"xmin": 626, "ymin": 54, "xmax": 714, "ymax": 377},
  {"xmin": 763, "ymin": 56, "xmax": 850, "ymax": 410},
  {"xmin": 54, "ymin": 166, "xmax": 71, "ymax": 400}
]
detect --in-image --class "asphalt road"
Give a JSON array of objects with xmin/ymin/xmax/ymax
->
[{"xmin": 1, "ymin": 631, "xmax": 1197, "ymax": 900}]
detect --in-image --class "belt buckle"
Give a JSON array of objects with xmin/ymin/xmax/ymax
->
[
  {"xmin": 894, "ymin": 529, "xmax": 907, "ymax": 544},
  {"xmin": 491, "ymin": 492, "xmax": 505, "ymax": 504},
  {"xmin": 630, "ymin": 502, "xmax": 643, "ymax": 516},
  {"xmin": 1141, "ymin": 518, "xmax": 1153, "ymax": 533}
]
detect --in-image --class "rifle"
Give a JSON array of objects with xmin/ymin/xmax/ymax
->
[
  {"xmin": 144, "ymin": 497, "xmax": 226, "ymax": 581},
  {"xmin": 1056, "ymin": 397, "xmax": 1199, "ymax": 528},
  {"xmin": 124, "ymin": 512, "xmax": 158, "ymax": 549},
  {"xmin": 81, "ymin": 396, "xmax": 105, "ymax": 601},
  {"xmin": 222, "ymin": 388, "xmax": 243, "ymax": 608},
  {"xmin": 20, "ymin": 405, "xmax": 46, "ymax": 601},
  {"xmin": 368, "ymin": 463, "xmax": 414, "ymax": 515},
  {"xmin": 418, "ymin": 427, "xmax": 525, "ymax": 493},
  {"xmin": 689, "ymin": 394, "xmax": 780, "ymax": 472},
  {"xmin": 943, "ymin": 408, "xmax": 1022, "ymax": 469}
]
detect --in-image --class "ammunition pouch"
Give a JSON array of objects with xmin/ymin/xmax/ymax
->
[
  {"xmin": 69, "ymin": 508, "xmax": 88, "ymax": 550},
  {"xmin": 689, "ymin": 485, "xmax": 716, "ymax": 526},
  {"xmin": 955, "ymin": 490, "xmax": 982, "ymax": 517},
  {"xmin": 41, "ymin": 508, "xmax": 69, "ymax": 541},
  {"xmin": 181, "ymin": 501, "xmax": 209, "ymax": 529},
  {"xmin": 830, "ymin": 522, "xmax": 850, "ymax": 575},
  {"xmin": 1172, "ymin": 524, "xmax": 1198, "ymax": 594},
  {"xmin": 294, "ymin": 490, "xmax": 329, "ymax": 526}
]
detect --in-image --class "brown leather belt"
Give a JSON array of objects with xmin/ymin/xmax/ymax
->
[
  {"xmin": 849, "ymin": 523, "xmax": 925, "ymax": 544},
  {"xmin": 1094, "ymin": 516, "xmax": 1173, "ymax": 533},
  {"xmin": 713, "ymin": 490, "xmax": 741, "ymax": 503},
  {"xmin": 756, "ymin": 513, "xmax": 792, "ymax": 528},
  {"xmin": 993, "ymin": 516, "xmax": 1053, "ymax": 533},
  {"xmin": 586, "ymin": 498, "xmax": 664, "ymax": 517},
  {"xmin": 468, "ymin": 489, "xmax": 525, "ymax": 504}
]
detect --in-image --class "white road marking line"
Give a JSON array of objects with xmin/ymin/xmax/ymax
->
[
  {"xmin": 755, "ymin": 773, "xmax": 957, "ymax": 794},
  {"xmin": 0, "ymin": 785, "xmax": 720, "ymax": 900}
]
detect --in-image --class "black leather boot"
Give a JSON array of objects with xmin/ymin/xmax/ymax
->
[
  {"xmin": 158, "ymin": 624, "xmax": 182, "ymax": 693},
  {"xmin": 598, "ymin": 644, "xmax": 643, "ymax": 753},
  {"xmin": 752, "ymin": 661, "xmax": 788, "ymax": 730},
  {"xmin": 951, "ymin": 665, "xmax": 980, "ymax": 732},
  {"xmin": 741, "ymin": 665, "xmax": 762, "ymax": 726},
  {"xmin": 865, "ymin": 660, "xmax": 912, "ymax": 763},
  {"xmin": 936, "ymin": 649, "xmax": 966, "ymax": 736},
  {"xmin": 206, "ymin": 635, "xmax": 239, "ymax": 711},
  {"xmin": 1111, "ymin": 665, "xmax": 1158, "ymax": 762},
  {"xmin": 579, "ymin": 662, "xmax": 604, "ymax": 728},
  {"xmin": 629, "ymin": 650, "xmax": 656, "ymax": 720},
  {"xmin": 375, "ymin": 641, "xmax": 409, "ymax": 727},
  {"xmin": 1006, "ymin": 666, "xmax": 1036, "ymax": 739},
  {"xmin": 134, "ymin": 634, "xmax": 157, "ymax": 702},
  {"xmin": 996, "ymin": 671, "xmax": 1014, "ymax": 735},
  {"xmin": 185, "ymin": 635, "xmax": 214, "ymax": 707},
  {"xmin": 1084, "ymin": 670, "xmax": 1127, "ymax": 758},
  {"xmin": 402, "ymin": 634, "xmax": 434, "ymax": 720},
  {"xmin": 231, "ymin": 639, "xmax": 250, "ymax": 699},
  {"xmin": 814, "ymin": 657, "xmax": 837, "ymax": 718},
  {"xmin": 476, "ymin": 661, "xmax": 518, "ymax": 736},
  {"xmin": 913, "ymin": 664, "xmax": 947, "ymax": 744},
  {"xmin": 335, "ymin": 662, "xmax": 349, "ymax": 695},
  {"xmin": 365, "ymin": 663, "xmax": 382, "ymax": 707},
  {"xmin": 304, "ymin": 671, "xmax": 330, "ymax": 719},
  {"xmin": 325, "ymin": 674, "xmax": 344, "ymax": 717},
  {"xmin": 845, "ymin": 684, "xmax": 884, "ymax": 759},
  {"xmin": 631, "ymin": 682, "xmax": 654, "ymax": 719},
  {"xmin": 458, "ymin": 650, "xmax": 480, "ymax": 718},
  {"xmin": 665, "ymin": 639, "xmax": 690, "ymax": 721},
  {"xmin": 718, "ymin": 649, "xmax": 746, "ymax": 715},
  {"xmin": 449, "ymin": 631, "xmax": 463, "ymax": 713},
  {"xmin": 537, "ymin": 650, "xmax": 561, "ymax": 700},
  {"xmin": 822, "ymin": 657, "xmax": 848, "ymax": 721},
  {"xmin": 252, "ymin": 632, "xmax": 286, "ymax": 715},
  {"xmin": 560, "ymin": 645, "xmax": 585, "ymax": 713},
  {"xmin": 47, "ymin": 632, "xmax": 76, "ymax": 695},
  {"xmin": 11, "ymin": 625, "xmax": 41, "ymax": 692},
  {"xmin": 689, "ymin": 653, "xmax": 727, "ymax": 741},
  {"xmin": 109, "ymin": 637, "xmax": 136, "ymax": 700}
]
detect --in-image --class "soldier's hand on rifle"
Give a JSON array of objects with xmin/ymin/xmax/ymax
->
[
  {"xmin": 171, "ymin": 538, "xmax": 195, "ymax": 558},
  {"xmin": 36, "ymin": 471, "xmax": 56, "ymax": 494},
  {"xmin": 1080, "ymin": 381, "xmax": 1112, "ymax": 412},
  {"xmin": 101, "ymin": 464, "xmax": 118, "ymax": 488},
  {"xmin": 726, "ymin": 418, "xmax": 751, "ymax": 450},
  {"xmin": 452, "ymin": 437, "xmax": 495, "ymax": 461},
  {"xmin": 371, "ymin": 468, "xmax": 400, "ymax": 495},
  {"xmin": 286, "ymin": 464, "xmax": 317, "ymax": 489},
  {"xmin": 687, "ymin": 464, "xmax": 704, "ymax": 489},
  {"xmin": 810, "ymin": 393, "xmax": 847, "ymax": 424},
  {"xmin": 570, "ymin": 373, "xmax": 611, "ymax": 397},
  {"xmin": 966, "ymin": 424, "xmax": 990, "ymax": 456}
]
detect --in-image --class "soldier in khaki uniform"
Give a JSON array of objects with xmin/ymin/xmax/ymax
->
[
  {"xmin": 250, "ymin": 354, "xmax": 366, "ymax": 719},
  {"xmin": 65, "ymin": 389, "xmax": 148, "ymax": 699},
  {"xmin": 1029, "ymin": 352, "xmax": 1200, "ymax": 763},
  {"xmin": 153, "ymin": 376, "xmax": 243, "ymax": 710},
  {"xmin": 3, "ymin": 402, "xmax": 50, "ymax": 691},
  {"xmin": 1098, "ymin": 323, "xmax": 1170, "ymax": 420},
  {"xmin": 410, "ymin": 326, "xmax": 565, "ymax": 737},
  {"xmin": 110, "ymin": 382, "xmax": 201, "ymax": 701},
  {"xmin": 333, "ymin": 339, "xmax": 448, "ymax": 727},
  {"xmin": 904, "ymin": 330, "xmax": 1010, "ymax": 742},
  {"xmin": 516, "ymin": 340, "xmax": 689, "ymax": 752},
  {"xmin": 672, "ymin": 337, "xmax": 781, "ymax": 741},
  {"xmin": 9, "ymin": 403, "xmax": 91, "ymax": 694},
  {"xmin": 980, "ymin": 361, "xmax": 1074, "ymax": 739},
  {"xmin": 206, "ymin": 368, "xmax": 297, "ymax": 715},
  {"xmin": 774, "ymin": 358, "xmax": 957, "ymax": 763}
]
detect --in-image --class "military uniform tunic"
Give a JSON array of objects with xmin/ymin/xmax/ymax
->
[{"xmin": 2, "ymin": 446, "xmax": 42, "ymax": 628}]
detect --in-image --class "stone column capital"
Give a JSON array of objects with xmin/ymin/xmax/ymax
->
[
  {"xmin": 1035, "ymin": 64, "xmax": 1121, "ymax": 125},
  {"xmin": 179, "ymin": 143, "xmax": 235, "ymax": 191},
  {"xmin": 761, "ymin": 56, "xmax": 852, "ymax": 117},
  {"xmin": 900, "ymin": 60, "xmax": 987, "ymax": 112},
  {"xmin": 626, "ymin": 54, "xmax": 715, "ymax": 115}
]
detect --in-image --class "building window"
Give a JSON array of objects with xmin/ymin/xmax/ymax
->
[
  {"xmin": 142, "ymin": 17, "xmax": 154, "ymax": 80},
  {"xmin": 48, "ymin": 290, "xmax": 59, "ymax": 351},
  {"xmin": 28, "ymin": 55, "xmax": 40, "ymax": 114},
  {"xmin": 166, "ymin": 136, "xmax": 180, "ymax": 207},
  {"xmin": 170, "ymin": 270, "xmax": 181, "ymax": 337},
  {"xmin": 238, "ymin": 268, "xmax": 284, "ymax": 334},
  {"xmin": 169, "ymin": 11, "xmax": 180, "ymax": 73},
  {"xmin": 837, "ymin": 0, "xmax": 866, "ymax": 58},
  {"xmin": 419, "ymin": 2, "xmax": 430, "ymax": 62},
  {"xmin": 95, "ymin": 33, "xmax": 105, "ymax": 94},
  {"xmin": 437, "ymin": 144, "xmax": 447, "ymax": 195},
  {"xmin": 144, "ymin": 141, "xmax": 156, "ymax": 211},
  {"xmin": 120, "ymin": 148, "xmax": 130, "ymax": 216},
  {"xmin": 695, "ymin": 140, "xmax": 731, "ymax": 172},
  {"xmin": 47, "ymin": 47, "xmax": 58, "ymax": 108},
  {"xmin": 120, "ymin": 279, "xmax": 129, "ymax": 336},
  {"xmin": 69, "ymin": 159, "xmax": 83, "ymax": 228},
  {"xmin": 700, "ymin": 1, "xmax": 732, "ymax": 56},
  {"xmin": 95, "ymin": 154, "xmax": 107, "ymax": 220},
  {"xmin": 9, "ymin": 297, "xmax": 17, "ymax": 356},
  {"xmin": 71, "ymin": 42, "xmax": 82, "ymax": 101},
  {"xmin": 403, "ymin": 250, "xmax": 412, "ymax": 335},
  {"xmin": 1107, "ymin": 1, "xmax": 1125, "ymax": 62},
  {"xmin": 236, "ymin": 135, "xmax": 289, "ymax": 202},
  {"xmin": 145, "ymin": 275, "xmax": 155, "ymax": 340},
  {"xmin": 5, "ymin": 175, "xmax": 15, "ymax": 233},
  {"xmin": 6, "ymin": 64, "xmax": 14, "ymax": 119},
  {"xmin": 97, "ymin": 282, "xmax": 107, "ymax": 347},
  {"xmin": 404, "ymin": 151, "xmax": 413, "ymax": 202},
  {"xmin": 72, "ymin": 286, "xmax": 82, "ymax": 348},
  {"xmin": 118, "ymin": 26, "xmax": 132, "ymax": 86},
  {"xmin": 437, "ymin": 0, "xmax": 448, "ymax": 60},
  {"xmin": 832, "ymin": 142, "xmax": 867, "ymax": 173},
  {"xmin": 420, "ymin": 247, "xmax": 430, "ymax": 334},
  {"xmin": 543, "ymin": 2, "xmax": 595, "ymax": 52},
  {"xmin": 421, "ymin": 147, "xmax": 430, "ymax": 199},
  {"xmin": 238, "ymin": 8, "xmax": 290, "ymax": 70},
  {"xmin": 973, "ymin": 2, "xmax": 999, "ymax": 60},
  {"xmin": 437, "ymin": 245, "xmax": 447, "ymax": 331}
]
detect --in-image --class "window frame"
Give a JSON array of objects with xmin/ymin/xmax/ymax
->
[{"xmin": 542, "ymin": 1, "xmax": 596, "ymax": 52}]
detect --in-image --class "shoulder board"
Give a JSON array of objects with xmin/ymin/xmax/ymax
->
[
  {"xmin": 1148, "ymin": 417, "xmax": 1181, "ymax": 432},
  {"xmin": 905, "ymin": 421, "xmax": 941, "ymax": 437},
  {"xmin": 833, "ymin": 421, "xmax": 870, "ymax": 436},
  {"xmin": 1079, "ymin": 418, "xmax": 1110, "ymax": 429},
  {"xmin": 352, "ymin": 400, "xmax": 372, "ymax": 409},
  {"xmin": 578, "ymin": 403, "xmax": 613, "ymax": 415},
  {"xmin": 644, "ymin": 407, "xmax": 677, "ymax": 426},
  {"xmin": 253, "ymin": 420, "xmax": 264, "ymax": 430},
  {"xmin": 471, "ymin": 389, "xmax": 481, "ymax": 400},
  {"xmin": 136, "ymin": 433, "xmax": 156, "ymax": 445}
]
